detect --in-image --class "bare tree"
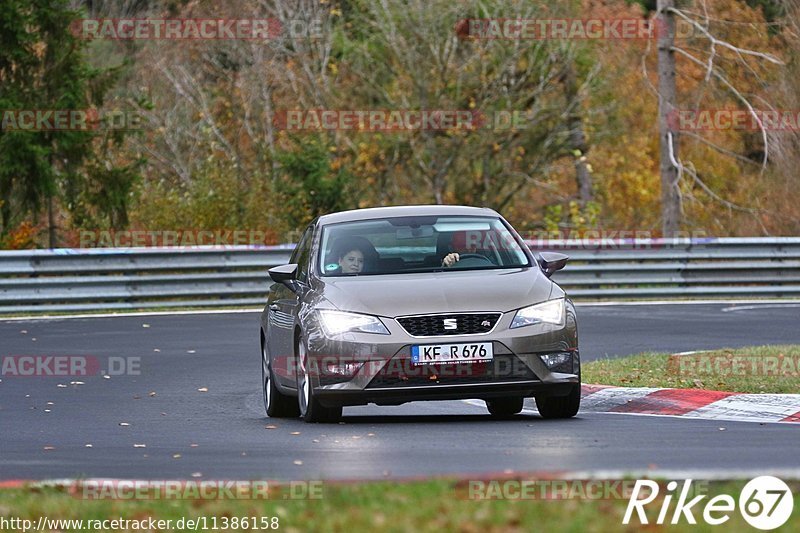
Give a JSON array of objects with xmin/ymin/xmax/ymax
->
[
  {"xmin": 341, "ymin": 0, "xmax": 595, "ymax": 209},
  {"xmin": 562, "ymin": 59, "xmax": 595, "ymax": 205},
  {"xmin": 651, "ymin": 0, "xmax": 784, "ymax": 236},
  {"xmin": 123, "ymin": 0, "xmax": 336, "ymax": 210},
  {"xmin": 657, "ymin": 0, "xmax": 681, "ymax": 237}
]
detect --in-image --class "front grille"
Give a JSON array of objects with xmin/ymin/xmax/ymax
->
[
  {"xmin": 397, "ymin": 313, "xmax": 501, "ymax": 337},
  {"xmin": 367, "ymin": 353, "xmax": 538, "ymax": 388}
]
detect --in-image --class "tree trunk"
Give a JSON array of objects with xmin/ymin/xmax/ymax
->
[
  {"xmin": 657, "ymin": 0, "xmax": 681, "ymax": 237},
  {"xmin": 47, "ymin": 193, "xmax": 56, "ymax": 249},
  {"xmin": 46, "ymin": 143, "xmax": 60, "ymax": 249},
  {"xmin": 563, "ymin": 62, "xmax": 593, "ymax": 204}
]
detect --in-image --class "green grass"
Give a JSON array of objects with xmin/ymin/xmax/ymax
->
[
  {"xmin": 583, "ymin": 345, "xmax": 800, "ymax": 393},
  {"xmin": 1, "ymin": 479, "xmax": 799, "ymax": 532}
]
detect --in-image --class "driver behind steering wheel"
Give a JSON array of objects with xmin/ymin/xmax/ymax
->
[
  {"xmin": 442, "ymin": 251, "xmax": 464, "ymax": 267},
  {"xmin": 441, "ymin": 230, "xmax": 485, "ymax": 267}
]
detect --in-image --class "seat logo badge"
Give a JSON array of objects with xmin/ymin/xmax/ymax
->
[
  {"xmin": 443, "ymin": 318, "xmax": 458, "ymax": 330},
  {"xmin": 481, "ymin": 320, "xmax": 491, "ymax": 327}
]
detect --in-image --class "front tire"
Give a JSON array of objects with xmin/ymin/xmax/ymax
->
[
  {"xmin": 263, "ymin": 340, "xmax": 299, "ymax": 418},
  {"xmin": 297, "ymin": 340, "xmax": 342, "ymax": 423},
  {"xmin": 535, "ymin": 384, "xmax": 581, "ymax": 419},
  {"xmin": 486, "ymin": 397, "xmax": 524, "ymax": 418}
]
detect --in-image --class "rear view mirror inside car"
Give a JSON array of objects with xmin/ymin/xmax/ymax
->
[
  {"xmin": 433, "ymin": 222, "xmax": 491, "ymax": 232},
  {"xmin": 396, "ymin": 226, "xmax": 434, "ymax": 239}
]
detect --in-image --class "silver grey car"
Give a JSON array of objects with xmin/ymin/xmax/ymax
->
[{"xmin": 260, "ymin": 205, "xmax": 579, "ymax": 423}]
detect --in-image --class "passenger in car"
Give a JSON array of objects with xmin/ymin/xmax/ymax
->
[
  {"xmin": 326, "ymin": 237, "xmax": 377, "ymax": 274},
  {"xmin": 338, "ymin": 247, "xmax": 365, "ymax": 273}
]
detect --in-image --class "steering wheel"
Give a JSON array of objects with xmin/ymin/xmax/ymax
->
[{"xmin": 452, "ymin": 253, "xmax": 494, "ymax": 267}]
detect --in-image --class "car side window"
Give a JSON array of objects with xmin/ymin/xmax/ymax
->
[{"xmin": 292, "ymin": 226, "xmax": 314, "ymax": 283}]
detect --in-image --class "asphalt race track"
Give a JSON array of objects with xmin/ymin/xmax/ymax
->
[{"xmin": 1, "ymin": 303, "xmax": 798, "ymax": 481}]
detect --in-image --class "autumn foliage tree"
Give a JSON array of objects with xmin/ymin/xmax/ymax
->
[{"xmin": 3, "ymin": 0, "xmax": 800, "ymax": 247}]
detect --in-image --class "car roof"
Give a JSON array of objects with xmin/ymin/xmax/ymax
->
[{"xmin": 317, "ymin": 205, "xmax": 499, "ymax": 225}]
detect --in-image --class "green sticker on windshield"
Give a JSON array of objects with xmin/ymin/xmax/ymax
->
[{"xmin": 325, "ymin": 263, "xmax": 339, "ymax": 271}]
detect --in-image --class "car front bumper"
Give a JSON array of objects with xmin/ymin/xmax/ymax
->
[{"xmin": 301, "ymin": 303, "xmax": 580, "ymax": 407}]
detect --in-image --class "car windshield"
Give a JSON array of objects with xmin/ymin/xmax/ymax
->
[{"xmin": 319, "ymin": 215, "xmax": 531, "ymax": 276}]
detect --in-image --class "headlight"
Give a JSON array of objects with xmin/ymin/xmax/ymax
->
[
  {"xmin": 318, "ymin": 310, "xmax": 390, "ymax": 336},
  {"xmin": 510, "ymin": 298, "xmax": 565, "ymax": 329}
]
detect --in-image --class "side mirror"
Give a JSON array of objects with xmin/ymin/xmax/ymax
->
[
  {"xmin": 539, "ymin": 252, "xmax": 568, "ymax": 277},
  {"xmin": 268, "ymin": 264, "xmax": 300, "ymax": 291}
]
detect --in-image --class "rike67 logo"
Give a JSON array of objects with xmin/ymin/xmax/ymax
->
[{"xmin": 624, "ymin": 476, "xmax": 794, "ymax": 530}]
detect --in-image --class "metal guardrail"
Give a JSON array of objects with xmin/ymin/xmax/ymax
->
[
  {"xmin": 546, "ymin": 237, "xmax": 800, "ymax": 299},
  {"xmin": 0, "ymin": 247, "xmax": 292, "ymax": 314},
  {"xmin": 0, "ymin": 238, "xmax": 799, "ymax": 314}
]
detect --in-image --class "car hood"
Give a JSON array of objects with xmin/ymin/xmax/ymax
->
[{"xmin": 318, "ymin": 268, "xmax": 555, "ymax": 317}]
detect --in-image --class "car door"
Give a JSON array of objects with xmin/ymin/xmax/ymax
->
[{"xmin": 267, "ymin": 224, "xmax": 314, "ymax": 388}]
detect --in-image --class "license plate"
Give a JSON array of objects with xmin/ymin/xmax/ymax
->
[{"xmin": 410, "ymin": 342, "xmax": 493, "ymax": 365}]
